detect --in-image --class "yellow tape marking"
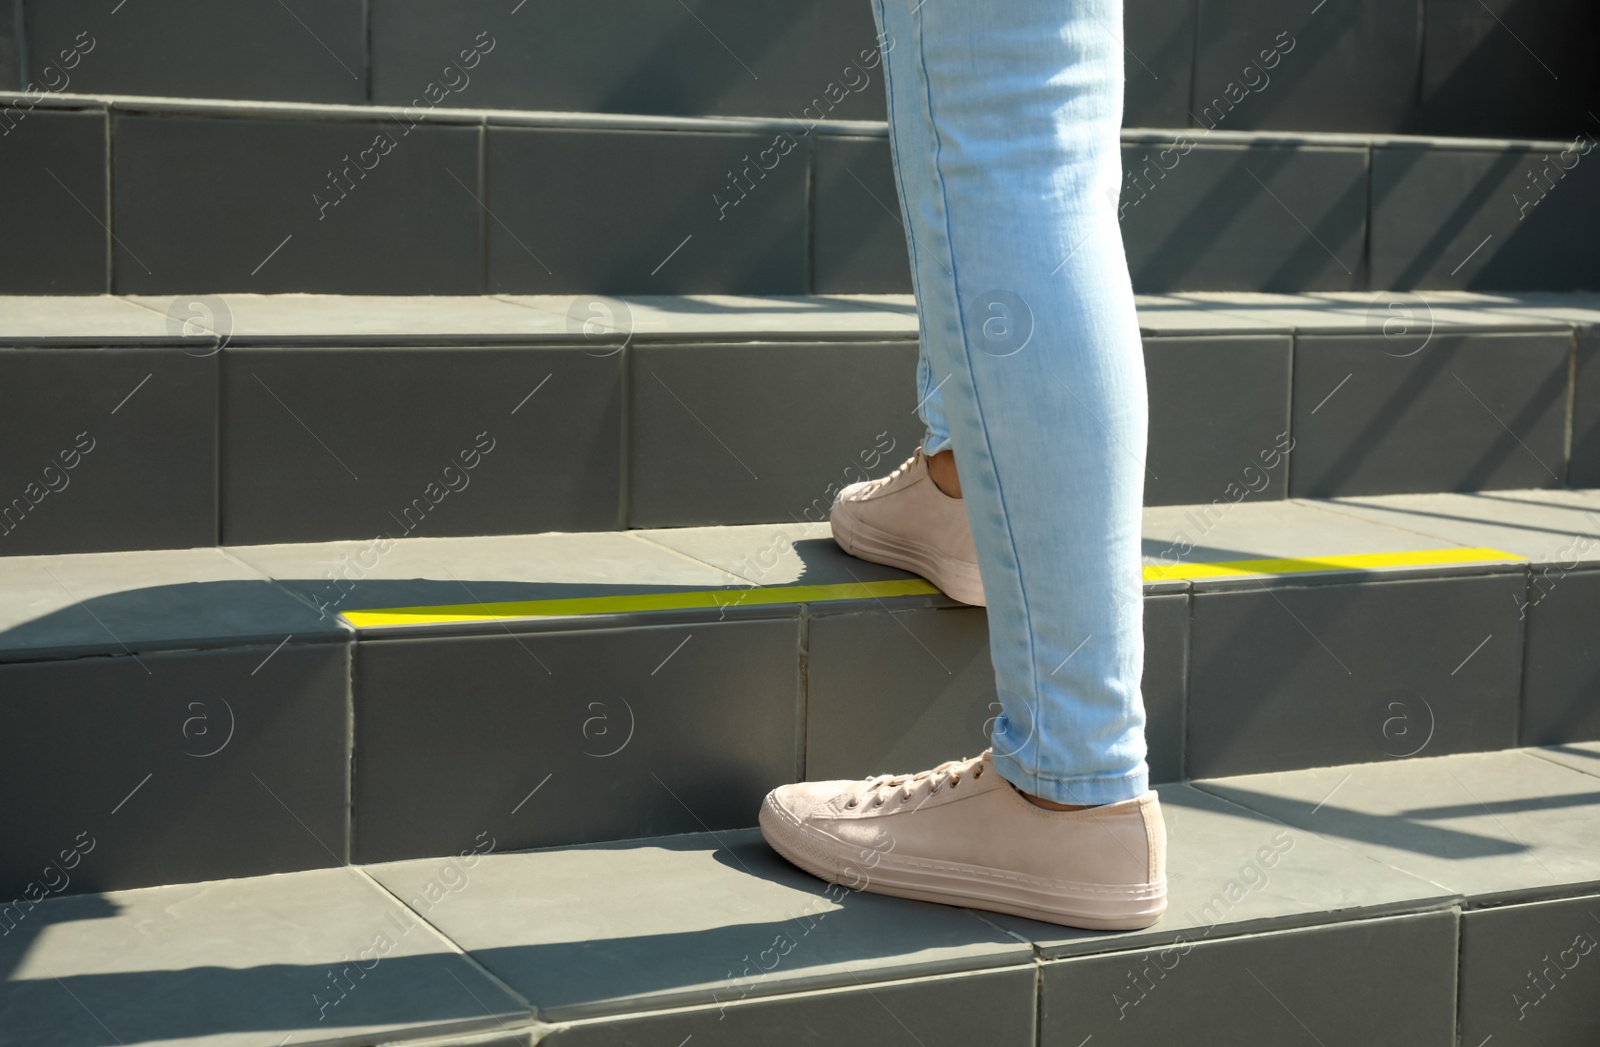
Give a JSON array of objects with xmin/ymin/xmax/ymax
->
[
  {"xmin": 1141, "ymin": 547, "xmax": 1521, "ymax": 582},
  {"xmin": 341, "ymin": 547, "xmax": 1522, "ymax": 628},
  {"xmin": 341, "ymin": 578, "xmax": 941, "ymax": 628}
]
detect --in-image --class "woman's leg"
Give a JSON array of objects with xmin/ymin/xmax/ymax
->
[
  {"xmin": 875, "ymin": 0, "xmax": 1150, "ymax": 804},
  {"xmin": 759, "ymin": 0, "xmax": 1164, "ymax": 930}
]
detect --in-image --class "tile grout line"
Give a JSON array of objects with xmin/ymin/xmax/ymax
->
[{"xmin": 351, "ymin": 866, "xmax": 541, "ymax": 1022}]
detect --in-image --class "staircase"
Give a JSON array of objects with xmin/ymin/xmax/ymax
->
[{"xmin": 2, "ymin": 2, "xmax": 1599, "ymax": 1045}]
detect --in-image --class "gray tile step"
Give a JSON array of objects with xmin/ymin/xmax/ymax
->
[
  {"xmin": 2, "ymin": 87, "xmax": 1596, "ymax": 296},
  {"xmin": 2, "ymin": 490, "xmax": 1598, "ymax": 901},
  {"xmin": 4, "ymin": 748, "xmax": 1598, "ymax": 1046},
  {"xmin": 2, "ymin": 291, "xmax": 1597, "ymax": 553},
  {"xmin": 5, "ymin": 0, "xmax": 1593, "ymax": 136}
]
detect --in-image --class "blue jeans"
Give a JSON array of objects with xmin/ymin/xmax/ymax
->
[{"xmin": 870, "ymin": 0, "xmax": 1149, "ymax": 805}]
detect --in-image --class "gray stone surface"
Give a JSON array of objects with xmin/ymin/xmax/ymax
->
[
  {"xmin": 0, "ymin": 642, "xmax": 350, "ymax": 898},
  {"xmin": 498, "ymin": 293, "xmax": 919, "ymax": 342},
  {"xmin": 0, "ymin": 109, "xmax": 106, "ymax": 294},
  {"xmin": 0, "ymin": 866, "xmax": 529, "ymax": 1047},
  {"xmin": 486, "ymin": 126, "xmax": 808, "ymax": 295},
  {"xmin": 627, "ymin": 341, "xmax": 922, "ymax": 527},
  {"xmin": 1533, "ymin": 743, "xmax": 1600, "ymax": 778},
  {"xmin": 220, "ymin": 345, "xmax": 622, "ymax": 544},
  {"xmin": 0, "ymin": 347, "xmax": 217, "ymax": 555},
  {"xmin": 1371, "ymin": 144, "xmax": 1600, "ymax": 291},
  {"xmin": 635, "ymin": 520, "xmax": 923, "ymax": 589},
  {"xmin": 370, "ymin": 0, "xmax": 887, "ymax": 122},
  {"xmin": 811, "ymin": 135, "xmax": 912, "ymax": 295},
  {"xmin": 112, "ymin": 114, "xmax": 482, "ymax": 294},
  {"xmin": 1523, "ymin": 570, "xmax": 1600, "ymax": 744},
  {"xmin": 1419, "ymin": 0, "xmax": 1600, "ymax": 139},
  {"xmin": 352, "ymin": 620, "xmax": 801, "ymax": 863},
  {"xmin": 1144, "ymin": 335, "xmax": 1292, "ymax": 505},
  {"xmin": 25, "ymin": 0, "xmax": 368, "ymax": 104},
  {"xmin": 1123, "ymin": 0, "xmax": 1195, "ymax": 128},
  {"xmin": 804, "ymin": 606, "xmax": 999, "ymax": 783},
  {"xmin": 1191, "ymin": 0, "xmax": 1421, "ymax": 133},
  {"xmin": 1187, "ymin": 572, "xmax": 1523, "ymax": 776},
  {"xmin": 1041, "ymin": 911, "xmax": 1458, "ymax": 1046},
  {"xmin": 1574, "ymin": 331, "xmax": 1600, "ymax": 487},
  {"xmin": 1316, "ymin": 489, "xmax": 1600, "ymax": 565},
  {"xmin": 367, "ymin": 828, "xmax": 1030, "ymax": 1020},
  {"xmin": 230, "ymin": 530, "xmax": 745, "ymax": 626},
  {"xmin": 1140, "ymin": 497, "xmax": 1481, "ymax": 579},
  {"xmin": 1290, "ymin": 332, "xmax": 1571, "ymax": 497},
  {"xmin": 0, "ymin": 548, "xmax": 340, "ymax": 659},
  {"xmin": 1199, "ymin": 750, "xmax": 1600, "ymax": 904},
  {"xmin": 991, "ymin": 785, "xmax": 1455, "ymax": 959},
  {"xmin": 1119, "ymin": 141, "xmax": 1368, "ymax": 293},
  {"xmin": 1458, "ymin": 892, "xmax": 1600, "ymax": 1046},
  {"xmin": 540, "ymin": 966, "xmax": 1034, "ymax": 1047}
]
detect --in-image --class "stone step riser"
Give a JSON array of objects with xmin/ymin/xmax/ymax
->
[
  {"xmin": 2, "ymin": 322, "xmax": 1595, "ymax": 556},
  {"xmin": 4, "ymin": 99, "xmax": 1597, "ymax": 297},
  {"xmin": 2, "ymin": 550, "xmax": 1595, "ymax": 901}
]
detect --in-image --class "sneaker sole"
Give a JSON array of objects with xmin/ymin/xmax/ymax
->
[
  {"xmin": 831, "ymin": 512, "xmax": 986, "ymax": 607},
  {"xmin": 759, "ymin": 796, "xmax": 1167, "ymax": 931}
]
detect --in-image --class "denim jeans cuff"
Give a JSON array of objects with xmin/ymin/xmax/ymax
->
[{"xmin": 990, "ymin": 749, "xmax": 1149, "ymax": 806}]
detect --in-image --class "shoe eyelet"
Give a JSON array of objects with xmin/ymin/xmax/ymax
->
[
  {"xmin": 873, "ymin": 796, "xmax": 885, "ymax": 807},
  {"xmin": 844, "ymin": 798, "xmax": 858, "ymax": 809}
]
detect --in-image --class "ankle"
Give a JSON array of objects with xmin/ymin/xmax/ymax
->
[
  {"xmin": 1006, "ymin": 779, "xmax": 1097, "ymax": 811},
  {"xmin": 927, "ymin": 449, "xmax": 962, "ymax": 499}
]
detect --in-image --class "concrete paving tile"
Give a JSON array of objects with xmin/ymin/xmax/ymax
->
[
  {"xmin": 988, "ymin": 784, "xmax": 1456, "ymax": 960},
  {"xmin": 122, "ymin": 294, "xmax": 577, "ymax": 342},
  {"xmin": 1120, "ymin": 142, "xmax": 1368, "ymax": 293},
  {"xmin": 229, "ymin": 531, "xmax": 746, "ymax": 625},
  {"xmin": 1041, "ymin": 911, "xmax": 1457, "ymax": 1046},
  {"xmin": 0, "ymin": 110, "xmax": 107, "ymax": 294},
  {"xmin": 1133, "ymin": 295, "xmax": 1289, "ymax": 335},
  {"xmin": 1532, "ymin": 743, "xmax": 1600, "ymax": 778},
  {"xmin": 1123, "ymin": 0, "xmax": 1194, "ymax": 128},
  {"xmin": 351, "ymin": 620, "xmax": 801, "ymax": 862},
  {"xmin": 628, "ymin": 340, "xmax": 922, "ymax": 527},
  {"xmin": 634, "ymin": 521, "xmax": 920, "ymax": 589},
  {"xmin": 1188, "ymin": 571, "xmax": 1524, "ymax": 776},
  {"xmin": 0, "ymin": 345, "xmax": 217, "ymax": 554},
  {"xmin": 1191, "ymin": 290, "xmax": 1555, "ymax": 332},
  {"xmin": 1198, "ymin": 750, "xmax": 1600, "ymax": 904},
  {"xmin": 539, "ymin": 966, "xmax": 1033, "ymax": 1047},
  {"xmin": 1193, "ymin": 0, "xmax": 1421, "ymax": 132},
  {"xmin": 0, "ymin": 867, "xmax": 528, "ymax": 1047},
  {"xmin": 1371, "ymin": 144, "xmax": 1600, "ymax": 291},
  {"xmin": 1459, "ymin": 892, "xmax": 1600, "ymax": 1046},
  {"xmin": 486, "ymin": 126, "xmax": 807, "ymax": 296},
  {"xmin": 1574, "ymin": 330, "xmax": 1600, "ymax": 487},
  {"xmin": 370, "ymin": 0, "xmax": 886, "ymax": 122},
  {"xmin": 495, "ymin": 294, "xmax": 920, "ymax": 341},
  {"xmin": 366, "ymin": 829, "xmax": 1031, "ymax": 1021},
  {"xmin": 1141, "ymin": 497, "xmax": 1497, "ymax": 582},
  {"xmin": 0, "ymin": 296, "xmax": 155, "ymax": 341},
  {"xmin": 1145, "ymin": 335, "xmax": 1292, "ymax": 506},
  {"xmin": 1315, "ymin": 489, "xmax": 1600, "ymax": 565},
  {"xmin": 0, "ymin": 547, "xmax": 341, "ymax": 661},
  {"xmin": 1290, "ymin": 331, "xmax": 1571, "ymax": 497},
  {"xmin": 812, "ymin": 136, "xmax": 912, "ymax": 295},
  {"xmin": 219, "ymin": 345, "xmax": 622, "ymax": 544},
  {"xmin": 113, "ymin": 115, "xmax": 482, "ymax": 295},
  {"xmin": 26, "ymin": 0, "xmax": 367, "ymax": 105},
  {"xmin": 0, "ymin": 643, "xmax": 350, "ymax": 898}
]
